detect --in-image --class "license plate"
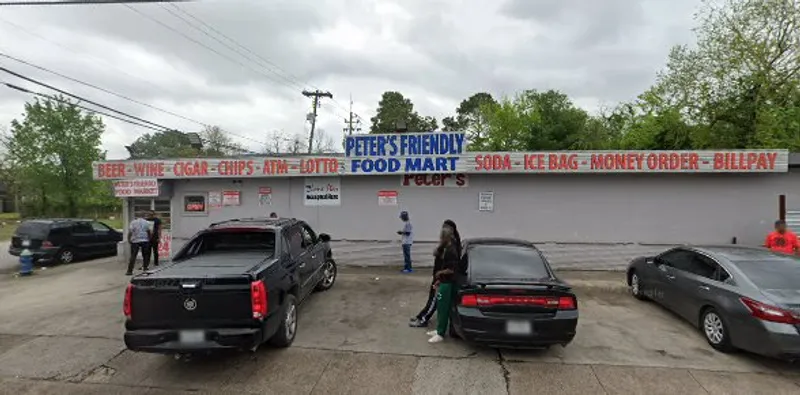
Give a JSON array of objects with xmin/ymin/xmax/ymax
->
[
  {"xmin": 179, "ymin": 330, "xmax": 205, "ymax": 344},
  {"xmin": 506, "ymin": 320, "xmax": 532, "ymax": 335},
  {"xmin": 21, "ymin": 240, "xmax": 30, "ymax": 247}
]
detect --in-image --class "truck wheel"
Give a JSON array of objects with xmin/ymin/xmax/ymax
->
[
  {"xmin": 269, "ymin": 294, "xmax": 297, "ymax": 348},
  {"xmin": 315, "ymin": 259, "xmax": 337, "ymax": 292}
]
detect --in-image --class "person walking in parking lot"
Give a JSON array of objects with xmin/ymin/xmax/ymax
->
[
  {"xmin": 410, "ymin": 220, "xmax": 461, "ymax": 328},
  {"xmin": 765, "ymin": 220, "xmax": 798, "ymax": 255},
  {"xmin": 126, "ymin": 213, "xmax": 152, "ymax": 275},
  {"xmin": 428, "ymin": 226, "xmax": 459, "ymax": 343},
  {"xmin": 145, "ymin": 211, "xmax": 162, "ymax": 267},
  {"xmin": 398, "ymin": 211, "xmax": 414, "ymax": 273}
]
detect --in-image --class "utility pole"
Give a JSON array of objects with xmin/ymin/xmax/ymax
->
[
  {"xmin": 342, "ymin": 94, "xmax": 361, "ymax": 136},
  {"xmin": 302, "ymin": 89, "xmax": 333, "ymax": 154}
]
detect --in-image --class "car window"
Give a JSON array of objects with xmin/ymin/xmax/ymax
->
[
  {"xmin": 91, "ymin": 222, "xmax": 112, "ymax": 233},
  {"xmin": 287, "ymin": 227, "xmax": 304, "ymax": 258},
  {"xmin": 195, "ymin": 230, "xmax": 275, "ymax": 253},
  {"xmin": 734, "ymin": 255, "xmax": 800, "ymax": 289},
  {"xmin": 467, "ymin": 244, "xmax": 550, "ymax": 280},
  {"xmin": 15, "ymin": 222, "xmax": 51, "ymax": 238},
  {"xmin": 657, "ymin": 249, "xmax": 694, "ymax": 272},
  {"xmin": 686, "ymin": 253, "xmax": 720, "ymax": 280},
  {"xmin": 73, "ymin": 222, "xmax": 93, "ymax": 234},
  {"xmin": 300, "ymin": 224, "xmax": 316, "ymax": 247}
]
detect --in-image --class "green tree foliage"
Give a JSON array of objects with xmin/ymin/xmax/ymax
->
[
  {"xmin": 127, "ymin": 125, "xmax": 246, "ymax": 158},
  {"xmin": 369, "ymin": 91, "xmax": 437, "ymax": 133},
  {"xmin": 2, "ymin": 96, "xmax": 108, "ymax": 217},
  {"xmin": 455, "ymin": 0, "xmax": 800, "ymax": 152}
]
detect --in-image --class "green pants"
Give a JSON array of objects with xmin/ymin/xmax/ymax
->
[{"xmin": 436, "ymin": 282, "xmax": 454, "ymax": 336}]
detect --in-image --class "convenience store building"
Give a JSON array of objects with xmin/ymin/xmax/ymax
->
[{"xmin": 93, "ymin": 132, "xmax": 795, "ymax": 257}]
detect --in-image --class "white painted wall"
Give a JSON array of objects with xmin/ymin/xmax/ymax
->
[{"xmin": 166, "ymin": 171, "xmax": 800, "ymax": 247}]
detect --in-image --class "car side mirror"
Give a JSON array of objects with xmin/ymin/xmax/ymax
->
[
  {"xmin": 645, "ymin": 257, "xmax": 654, "ymax": 265},
  {"xmin": 319, "ymin": 233, "xmax": 331, "ymax": 243}
]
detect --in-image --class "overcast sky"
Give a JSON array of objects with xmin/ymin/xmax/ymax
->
[{"xmin": 0, "ymin": 0, "xmax": 700, "ymax": 159}]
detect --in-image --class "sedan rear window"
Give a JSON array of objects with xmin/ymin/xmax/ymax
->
[
  {"xmin": 468, "ymin": 244, "xmax": 550, "ymax": 280},
  {"xmin": 735, "ymin": 256, "xmax": 800, "ymax": 289},
  {"xmin": 15, "ymin": 222, "xmax": 51, "ymax": 238}
]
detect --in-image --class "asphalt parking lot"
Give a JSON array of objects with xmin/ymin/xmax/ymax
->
[{"xmin": 0, "ymin": 257, "xmax": 799, "ymax": 394}]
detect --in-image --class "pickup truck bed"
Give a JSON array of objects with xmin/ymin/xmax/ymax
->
[{"xmin": 147, "ymin": 252, "xmax": 274, "ymax": 278}]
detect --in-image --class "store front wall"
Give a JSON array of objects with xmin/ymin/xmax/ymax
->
[{"xmin": 167, "ymin": 171, "xmax": 800, "ymax": 248}]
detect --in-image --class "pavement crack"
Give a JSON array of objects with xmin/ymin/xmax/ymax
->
[
  {"xmin": 495, "ymin": 350, "xmax": 511, "ymax": 395},
  {"xmin": 589, "ymin": 365, "xmax": 610, "ymax": 395},
  {"xmin": 687, "ymin": 370, "xmax": 711, "ymax": 394},
  {"xmin": 309, "ymin": 357, "xmax": 333, "ymax": 395}
]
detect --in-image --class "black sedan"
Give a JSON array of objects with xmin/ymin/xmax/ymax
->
[
  {"xmin": 627, "ymin": 245, "xmax": 800, "ymax": 360},
  {"xmin": 448, "ymin": 238, "xmax": 578, "ymax": 349}
]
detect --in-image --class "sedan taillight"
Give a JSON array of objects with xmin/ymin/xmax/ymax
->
[
  {"xmin": 740, "ymin": 297, "xmax": 800, "ymax": 324},
  {"xmin": 123, "ymin": 284, "xmax": 133, "ymax": 319},
  {"xmin": 460, "ymin": 294, "xmax": 577, "ymax": 310},
  {"xmin": 251, "ymin": 280, "xmax": 268, "ymax": 319}
]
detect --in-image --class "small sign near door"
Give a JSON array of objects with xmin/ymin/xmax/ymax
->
[
  {"xmin": 258, "ymin": 187, "xmax": 272, "ymax": 206},
  {"xmin": 113, "ymin": 179, "xmax": 159, "ymax": 197},
  {"xmin": 158, "ymin": 232, "xmax": 171, "ymax": 259},
  {"xmin": 222, "ymin": 191, "xmax": 241, "ymax": 206}
]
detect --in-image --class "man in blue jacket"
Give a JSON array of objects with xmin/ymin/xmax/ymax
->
[{"xmin": 397, "ymin": 211, "xmax": 413, "ymax": 273}]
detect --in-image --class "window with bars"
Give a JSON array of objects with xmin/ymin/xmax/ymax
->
[{"xmin": 131, "ymin": 198, "xmax": 172, "ymax": 230}]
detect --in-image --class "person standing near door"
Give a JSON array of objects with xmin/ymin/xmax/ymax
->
[
  {"xmin": 145, "ymin": 210, "xmax": 162, "ymax": 267},
  {"xmin": 764, "ymin": 220, "xmax": 799, "ymax": 255},
  {"xmin": 126, "ymin": 213, "xmax": 152, "ymax": 275},
  {"xmin": 397, "ymin": 211, "xmax": 414, "ymax": 273}
]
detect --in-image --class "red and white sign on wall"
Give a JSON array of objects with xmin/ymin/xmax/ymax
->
[
  {"xmin": 113, "ymin": 179, "xmax": 159, "ymax": 197},
  {"xmin": 401, "ymin": 174, "xmax": 468, "ymax": 187},
  {"xmin": 158, "ymin": 232, "xmax": 171, "ymax": 259},
  {"xmin": 377, "ymin": 190, "xmax": 398, "ymax": 206}
]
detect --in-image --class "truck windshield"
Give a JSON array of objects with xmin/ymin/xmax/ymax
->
[{"xmin": 201, "ymin": 230, "xmax": 276, "ymax": 252}]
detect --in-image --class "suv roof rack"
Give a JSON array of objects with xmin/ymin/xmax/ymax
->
[{"xmin": 209, "ymin": 217, "xmax": 299, "ymax": 228}]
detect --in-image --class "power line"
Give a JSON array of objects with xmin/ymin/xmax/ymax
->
[
  {"xmin": 0, "ymin": 1, "xmax": 192, "ymax": 5},
  {"xmin": 162, "ymin": 3, "xmax": 362, "ymax": 123},
  {"xmin": 0, "ymin": 65, "xmax": 180, "ymax": 131},
  {"xmin": 3, "ymin": 81, "xmax": 172, "ymax": 133},
  {"xmin": 3, "ymin": 81, "xmax": 260, "ymax": 155},
  {"xmin": 0, "ymin": 51, "xmax": 205, "ymax": 126}
]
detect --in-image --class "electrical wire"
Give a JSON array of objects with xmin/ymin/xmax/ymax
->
[
  {"xmin": 0, "ymin": 51, "xmax": 205, "ymax": 126},
  {"xmin": 0, "ymin": 65, "xmax": 180, "ymax": 131},
  {"xmin": 0, "ymin": 1, "xmax": 192, "ymax": 5},
  {"xmin": 3, "ymin": 80, "xmax": 173, "ymax": 133},
  {"xmin": 3, "ymin": 81, "xmax": 259, "ymax": 155}
]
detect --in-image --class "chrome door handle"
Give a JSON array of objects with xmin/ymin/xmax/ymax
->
[
  {"xmin": 698, "ymin": 285, "xmax": 710, "ymax": 291},
  {"xmin": 311, "ymin": 254, "xmax": 316, "ymax": 259},
  {"xmin": 666, "ymin": 274, "xmax": 676, "ymax": 280},
  {"xmin": 299, "ymin": 262, "xmax": 306, "ymax": 269}
]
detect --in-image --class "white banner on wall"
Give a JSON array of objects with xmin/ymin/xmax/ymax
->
[
  {"xmin": 258, "ymin": 187, "xmax": 272, "ymax": 206},
  {"xmin": 208, "ymin": 191, "xmax": 222, "ymax": 209},
  {"xmin": 304, "ymin": 178, "xmax": 341, "ymax": 206},
  {"xmin": 113, "ymin": 179, "xmax": 159, "ymax": 197}
]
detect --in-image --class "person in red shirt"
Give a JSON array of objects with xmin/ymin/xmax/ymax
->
[{"xmin": 765, "ymin": 220, "xmax": 799, "ymax": 255}]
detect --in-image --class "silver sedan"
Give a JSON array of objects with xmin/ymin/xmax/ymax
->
[{"xmin": 626, "ymin": 245, "xmax": 800, "ymax": 361}]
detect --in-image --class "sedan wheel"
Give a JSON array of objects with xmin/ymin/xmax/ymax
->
[
  {"xmin": 630, "ymin": 272, "xmax": 646, "ymax": 300},
  {"xmin": 701, "ymin": 308, "xmax": 734, "ymax": 352},
  {"xmin": 58, "ymin": 249, "xmax": 75, "ymax": 264}
]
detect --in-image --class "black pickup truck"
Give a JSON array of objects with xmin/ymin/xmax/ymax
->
[{"xmin": 123, "ymin": 217, "xmax": 336, "ymax": 355}]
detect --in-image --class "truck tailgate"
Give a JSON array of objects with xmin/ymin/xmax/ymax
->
[{"xmin": 129, "ymin": 275, "xmax": 254, "ymax": 329}]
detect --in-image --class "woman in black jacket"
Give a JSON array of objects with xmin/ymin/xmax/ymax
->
[
  {"xmin": 427, "ymin": 226, "xmax": 460, "ymax": 343},
  {"xmin": 409, "ymin": 220, "xmax": 461, "ymax": 328}
]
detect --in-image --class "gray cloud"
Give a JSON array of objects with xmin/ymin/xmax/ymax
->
[{"xmin": 0, "ymin": 0, "xmax": 701, "ymax": 159}]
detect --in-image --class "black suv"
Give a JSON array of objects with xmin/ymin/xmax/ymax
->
[
  {"xmin": 124, "ymin": 217, "xmax": 336, "ymax": 355},
  {"xmin": 9, "ymin": 219, "xmax": 123, "ymax": 264}
]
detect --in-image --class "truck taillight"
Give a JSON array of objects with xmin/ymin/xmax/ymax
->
[
  {"xmin": 123, "ymin": 284, "xmax": 133, "ymax": 319},
  {"xmin": 251, "ymin": 280, "xmax": 268, "ymax": 319}
]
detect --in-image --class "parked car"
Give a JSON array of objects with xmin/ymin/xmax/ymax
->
[
  {"xmin": 627, "ymin": 245, "xmax": 800, "ymax": 360},
  {"xmin": 123, "ymin": 217, "xmax": 336, "ymax": 355},
  {"xmin": 448, "ymin": 238, "xmax": 579, "ymax": 349},
  {"xmin": 9, "ymin": 218, "xmax": 122, "ymax": 264}
]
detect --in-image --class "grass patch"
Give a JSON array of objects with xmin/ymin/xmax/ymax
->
[{"xmin": 0, "ymin": 223, "xmax": 17, "ymax": 241}]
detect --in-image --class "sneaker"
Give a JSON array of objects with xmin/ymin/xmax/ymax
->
[
  {"xmin": 409, "ymin": 319, "xmax": 427, "ymax": 328},
  {"xmin": 401, "ymin": 268, "xmax": 413, "ymax": 274},
  {"xmin": 428, "ymin": 334, "xmax": 444, "ymax": 343},
  {"xmin": 426, "ymin": 330, "xmax": 438, "ymax": 336},
  {"xmin": 125, "ymin": 271, "xmax": 133, "ymax": 276}
]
